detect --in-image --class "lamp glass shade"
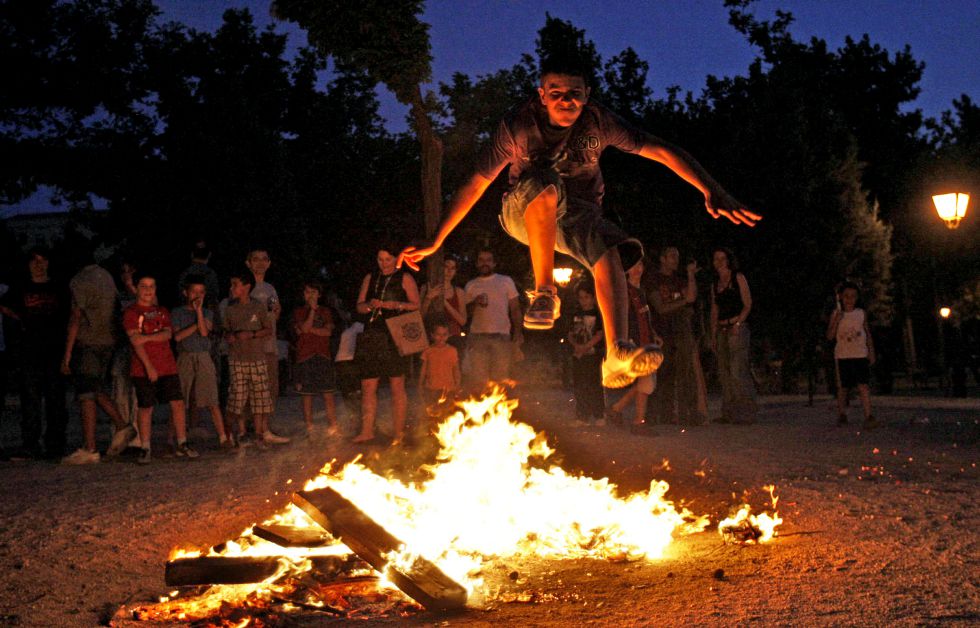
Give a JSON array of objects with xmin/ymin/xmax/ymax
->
[{"xmin": 933, "ymin": 193, "xmax": 970, "ymax": 221}]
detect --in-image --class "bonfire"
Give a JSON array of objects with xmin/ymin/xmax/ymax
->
[{"xmin": 121, "ymin": 391, "xmax": 781, "ymax": 624}]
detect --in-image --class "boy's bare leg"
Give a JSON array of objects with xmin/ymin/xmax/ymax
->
[
  {"xmin": 170, "ymin": 400, "xmax": 188, "ymax": 443},
  {"xmin": 137, "ymin": 408, "xmax": 153, "ymax": 448},
  {"xmin": 836, "ymin": 387, "xmax": 847, "ymax": 417},
  {"xmin": 302, "ymin": 395, "xmax": 314, "ymax": 429},
  {"xmin": 324, "ymin": 393, "xmax": 338, "ymax": 428},
  {"xmin": 96, "ymin": 393, "xmax": 126, "ymax": 431},
  {"xmin": 857, "ymin": 384, "xmax": 873, "ymax": 420},
  {"xmin": 524, "ymin": 185, "xmax": 559, "ymax": 290},
  {"xmin": 390, "ymin": 376, "xmax": 408, "ymax": 442},
  {"xmin": 634, "ymin": 391, "xmax": 649, "ymax": 426},
  {"xmin": 354, "ymin": 379, "xmax": 378, "ymax": 441},
  {"xmin": 80, "ymin": 399, "xmax": 98, "ymax": 451},
  {"xmin": 593, "ymin": 248, "xmax": 629, "ymax": 351},
  {"xmin": 208, "ymin": 406, "xmax": 227, "ymax": 441},
  {"xmin": 253, "ymin": 413, "xmax": 268, "ymax": 437},
  {"xmin": 611, "ymin": 387, "xmax": 636, "ymax": 415}
]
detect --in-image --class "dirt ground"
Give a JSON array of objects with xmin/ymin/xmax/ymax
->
[{"xmin": 0, "ymin": 385, "xmax": 977, "ymax": 627}]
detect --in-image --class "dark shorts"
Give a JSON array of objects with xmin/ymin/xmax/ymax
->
[
  {"xmin": 500, "ymin": 166, "xmax": 644, "ymax": 272},
  {"xmin": 295, "ymin": 355, "xmax": 337, "ymax": 394},
  {"xmin": 837, "ymin": 358, "xmax": 870, "ymax": 389},
  {"xmin": 72, "ymin": 344, "xmax": 115, "ymax": 400},
  {"xmin": 132, "ymin": 374, "xmax": 182, "ymax": 408},
  {"xmin": 355, "ymin": 326, "xmax": 408, "ymax": 380}
]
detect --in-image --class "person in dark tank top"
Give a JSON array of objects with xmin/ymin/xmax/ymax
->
[{"xmin": 709, "ymin": 247, "xmax": 757, "ymax": 424}]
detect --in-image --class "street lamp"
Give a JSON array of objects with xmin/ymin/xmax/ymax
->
[{"xmin": 932, "ymin": 192, "xmax": 969, "ymax": 229}]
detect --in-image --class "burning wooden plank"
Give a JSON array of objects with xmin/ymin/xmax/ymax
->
[
  {"xmin": 165, "ymin": 554, "xmax": 349, "ymax": 586},
  {"xmin": 292, "ymin": 487, "xmax": 468, "ymax": 611},
  {"xmin": 252, "ymin": 523, "xmax": 332, "ymax": 548}
]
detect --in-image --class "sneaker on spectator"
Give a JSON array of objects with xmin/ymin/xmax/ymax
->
[
  {"xmin": 62, "ymin": 448, "xmax": 100, "ymax": 465},
  {"xmin": 604, "ymin": 408, "xmax": 624, "ymax": 425},
  {"xmin": 523, "ymin": 286, "xmax": 560, "ymax": 330},
  {"xmin": 219, "ymin": 436, "xmax": 234, "ymax": 450},
  {"xmin": 137, "ymin": 448, "xmax": 151, "ymax": 465},
  {"xmin": 175, "ymin": 443, "xmax": 199, "ymax": 459},
  {"xmin": 601, "ymin": 341, "xmax": 664, "ymax": 389},
  {"xmin": 106, "ymin": 425, "xmax": 137, "ymax": 457},
  {"xmin": 325, "ymin": 425, "xmax": 341, "ymax": 439},
  {"xmin": 237, "ymin": 433, "xmax": 253, "ymax": 448},
  {"xmin": 262, "ymin": 431, "xmax": 291, "ymax": 444}
]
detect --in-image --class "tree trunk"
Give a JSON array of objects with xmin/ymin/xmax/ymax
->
[{"xmin": 409, "ymin": 85, "xmax": 445, "ymax": 309}]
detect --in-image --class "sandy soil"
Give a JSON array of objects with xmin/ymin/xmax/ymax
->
[{"xmin": 0, "ymin": 386, "xmax": 977, "ymax": 627}]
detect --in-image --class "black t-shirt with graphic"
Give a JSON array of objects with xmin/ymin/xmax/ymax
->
[{"xmin": 569, "ymin": 307, "xmax": 604, "ymax": 357}]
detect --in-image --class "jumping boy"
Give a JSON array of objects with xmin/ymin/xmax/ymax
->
[{"xmin": 399, "ymin": 55, "xmax": 760, "ymax": 388}]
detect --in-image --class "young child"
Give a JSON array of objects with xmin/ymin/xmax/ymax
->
[
  {"xmin": 245, "ymin": 249, "xmax": 282, "ymax": 403},
  {"xmin": 172, "ymin": 274, "xmax": 230, "ymax": 447},
  {"xmin": 223, "ymin": 270, "xmax": 289, "ymax": 446},
  {"xmin": 827, "ymin": 281, "xmax": 876, "ymax": 428},
  {"xmin": 123, "ymin": 273, "xmax": 198, "ymax": 464},
  {"xmin": 292, "ymin": 280, "xmax": 340, "ymax": 439},
  {"xmin": 568, "ymin": 280, "xmax": 604, "ymax": 426},
  {"xmin": 418, "ymin": 321, "xmax": 461, "ymax": 426}
]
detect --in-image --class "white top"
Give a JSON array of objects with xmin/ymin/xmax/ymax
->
[
  {"xmin": 464, "ymin": 274, "xmax": 518, "ymax": 335},
  {"xmin": 335, "ymin": 322, "xmax": 364, "ymax": 362},
  {"xmin": 835, "ymin": 308, "xmax": 869, "ymax": 359}
]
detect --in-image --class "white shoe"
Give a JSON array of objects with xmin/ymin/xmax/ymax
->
[
  {"xmin": 601, "ymin": 341, "xmax": 664, "ymax": 389},
  {"xmin": 262, "ymin": 431, "xmax": 291, "ymax": 444},
  {"xmin": 62, "ymin": 448, "xmax": 100, "ymax": 465}
]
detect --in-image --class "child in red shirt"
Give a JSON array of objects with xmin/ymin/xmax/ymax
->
[
  {"xmin": 418, "ymin": 322, "xmax": 461, "ymax": 426},
  {"xmin": 123, "ymin": 273, "xmax": 197, "ymax": 463},
  {"xmin": 292, "ymin": 281, "xmax": 340, "ymax": 439}
]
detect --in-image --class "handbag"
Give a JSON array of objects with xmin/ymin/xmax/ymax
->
[{"xmin": 384, "ymin": 310, "xmax": 429, "ymax": 356}]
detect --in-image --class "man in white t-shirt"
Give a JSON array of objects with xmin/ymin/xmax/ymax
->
[{"xmin": 463, "ymin": 249, "xmax": 523, "ymax": 391}]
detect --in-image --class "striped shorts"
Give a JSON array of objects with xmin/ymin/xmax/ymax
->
[{"xmin": 227, "ymin": 360, "xmax": 274, "ymax": 415}]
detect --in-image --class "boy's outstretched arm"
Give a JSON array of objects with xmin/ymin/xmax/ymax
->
[
  {"xmin": 638, "ymin": 136, "xmax": 762, "ymax": 227},
  {"xmin": 398, "ymin": 170, "xmax": 498, "ymax": 270}
]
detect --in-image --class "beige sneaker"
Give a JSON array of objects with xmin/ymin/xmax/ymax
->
[
  {"xmin": 106, "ymin": 425, "xmax": 137, "ymax": 457},
  {"xmin": 523, "ymin": 287, "xmax": 561, "ymax": 330},
  {"xmin": 602, "ymin": 341, "xmax": 664, "ymax": 389}
]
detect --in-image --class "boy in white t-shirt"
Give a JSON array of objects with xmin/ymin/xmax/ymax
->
[{"xmin": 826, "ymin": 282, "xmax": 876, "ymax": 428}]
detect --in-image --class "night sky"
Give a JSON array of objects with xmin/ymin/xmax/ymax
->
[
  {"xmin": 158, "ymin": 0, "xmax": 980, "ymax": 128},
  {"xmin": 6, "ymin": 0, "xmax": 980, "ymax": 214}
]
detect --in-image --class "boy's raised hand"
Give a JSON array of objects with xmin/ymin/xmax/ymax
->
[
  {"xmin": 397, "ymin": 243, "xmax": 437, "ymax": 271},
  {"xmin": 705, "ymin": 187, "xmax": 762, "ymax": 227}
]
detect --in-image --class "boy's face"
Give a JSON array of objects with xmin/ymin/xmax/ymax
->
[
  {"xmin": 230, "ymin": 278, "xmax": 251, "ymax": 300},
  {"xmin": 303, "ymin": 286, "xmax": 320, "ymax": 304},
  {"xmin": 660, "ymin": 249, "xmax": 680, "ymax": 273},
  {"xmin": 184, "ymin": 283, "xmax": 205, "ymax": 305},
  {"xmin": 576, "ymin": 289, "xmax": 595, "ymax": 310},
  {"xmin": 431, "ymin": 326, "xmax": 450, "ymax": 345},
  {"xmin": 538, "ymin": 73, "xmax": 590, "ymax": 128},
  {"xmin": 246, "ymin": 250, "xmax": 271, "ymax": 275},
  {"xmin": 28, "ymin": 254, "xmax": 49, "ymax": 276},
  {"xmin": 136, "ymin": 277, "xmax": 157, "ymax": 304},
  {"xmin": 841, "ymin": 288, "xmax": 858, "ymax": 310}
]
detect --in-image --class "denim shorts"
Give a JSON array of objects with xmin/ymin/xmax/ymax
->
[{"xmin": 499, "ymin": 165, "xmax": 644, "ymax": 272}]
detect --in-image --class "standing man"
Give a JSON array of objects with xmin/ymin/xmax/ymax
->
[
  {"xmin": 60, "ymin": 251, "xmax": 134, "ymax": 464},
  {"xmin": 462, "ymin": 249, "xmax": 523, "ymax": 391},
  {"xmin": 649, "ymin": 247, "xmax": 708, "ymax": 424},
  {"xmin": 399, "ymin": 54, "xmax": 760, "ymax": 389},
  {"xmin": 0, "ymin": 248, "xmax": 69, "ymax": 459}
]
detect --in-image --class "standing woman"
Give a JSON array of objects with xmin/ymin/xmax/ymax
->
[
  {"xmin": 710, "ymin": 247, "xmax": 757, "ymax": 424},
  {"xmin": 419, "ymin": 255, "xmax": 467, "ymax": 353},
  {"xmin": 353, "ymin": 246, "xmax": 420, "ymax": 445}
]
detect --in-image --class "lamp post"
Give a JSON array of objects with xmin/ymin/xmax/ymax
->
[{"xmin": 930, "ymin": 191, "xmax": 968, "ymax": 391}]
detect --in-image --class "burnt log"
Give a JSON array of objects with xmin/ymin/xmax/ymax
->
[
  {"xmin": 292, "ymin": 487, "xmax": 468, "ymax": 611},
  {"xmin": 165, "ymin": 554, "xmax": 349, "ymax": 586},
  {"xmin": 253, "ymin": 524, "xmax": 332, "ymax": 548}
]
